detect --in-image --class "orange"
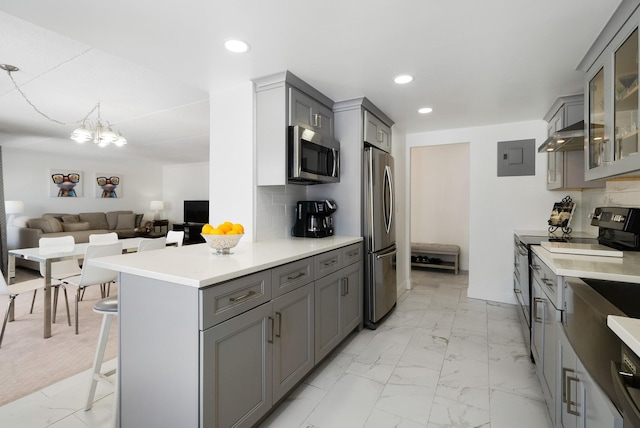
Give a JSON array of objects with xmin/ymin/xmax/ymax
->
[
  {"xmin": 232, "ymin": 223, "xmax": 244, "ymax": 234},
  {"xmin": 210, "ymin": 228, "xmax": 224, "ymax": 235},
  {"xmin": 226, "ymin": 229, "xmax": 239, "ymax": 235},
  {"xmin": 217, "ymin": 222, "xmax": 232, "ymax": 233},
  {"xmin": 201, "ymin": 224, "xmax": 214, "ymax": 234}
]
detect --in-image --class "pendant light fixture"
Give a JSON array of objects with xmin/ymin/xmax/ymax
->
[{"xmin": 1, "ymin": 63, "xmax": 127, "ymax": 147}]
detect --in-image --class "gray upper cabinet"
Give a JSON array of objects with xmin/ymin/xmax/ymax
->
[
  {"xmin": 543, "ymin": 95, "xmax": 604, "ymax": 190},
  {"xmin": 364, "ymin": 110, "xmax": 392, "ymax": 153},
  {"xmin": 582, "ymin": 5, "xmax": 640, "ymax": 180},
  {"xmin": 254, "ymin": 71, "xmax": 335, "ymax": 186},
  {"xmin": 290, "ymin": 87, "xmax": 334, "ymax": 139}
]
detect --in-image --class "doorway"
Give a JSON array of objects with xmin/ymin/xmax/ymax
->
[{"xmin": 410, "ymin": 143, "xmax": 470, "ymax": 272}]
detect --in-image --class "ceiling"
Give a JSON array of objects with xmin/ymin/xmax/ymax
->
[{"xmin": 0, "ymin": 0, "xmax": 623, "ymax": 164}]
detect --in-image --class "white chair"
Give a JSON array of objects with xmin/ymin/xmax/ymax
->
[
  {"xmin": 137, "ymin": 237, "xmax": 167, "ymax": 252},
  {"xmin": 35, "ymin": 236, "xmax": 78, "ymax": 325},
  {"xmin": 0, "ymin": 270, "xmax": 49, "ymax": 348},
  {"xmin": 61, "ymin": 242, "xmax": 123, "ymax": 334},
  {"xmin": 89, "ymin": 232, "xmax": 118, "ymax": 244},
  {"xmin": 165, "ymin": 230, "xmax": 184, "ymax": 247}
]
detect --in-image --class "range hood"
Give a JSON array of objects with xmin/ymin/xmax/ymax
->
[{"xmin": 537, "ymin": 120, "xmax": 585, "ymax": 153}]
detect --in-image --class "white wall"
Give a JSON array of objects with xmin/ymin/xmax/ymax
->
[
  {"xmin": 162, "ymin": 162, "xmax": 209, "ymax": 224},
  {"xmin": 209, "ymin": 82, "xmax": 255, "ymax": 240},
  {"xmin": 406, "ymin": 120, "xmax": 583, "ymax": 304},
  {"xmin": 410, "ymin": 143, "xmax": 470, "ymax": 271},
  {"xmin": 2, "ymin": 147, "xmax": 164, "ymax": 219}
]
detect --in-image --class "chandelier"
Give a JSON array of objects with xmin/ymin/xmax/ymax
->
[{"xmin": 1, "ymin": 63, "xmax": 127, "ymax": 147}]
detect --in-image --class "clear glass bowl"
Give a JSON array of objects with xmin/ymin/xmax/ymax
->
[{"xmin": 201, "ymin": 233, "xmax": 243, "ymax": 254}]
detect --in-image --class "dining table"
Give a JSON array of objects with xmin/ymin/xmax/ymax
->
[{"xmin": 8, "ymin": 237, "xmax": 147, "ymax": 339}]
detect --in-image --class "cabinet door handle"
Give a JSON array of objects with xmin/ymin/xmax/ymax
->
[
  {"xmin": 562, "ymin": 367, "xmax": 575, "ymax": 403},
  {"xmin": 341, "ymin": 278, "xmax": 348, "ymax": 296},
  {"xmin": 377, "ymin": 130, "xmax": 384, "ymax": 143},
  {"xmin": 567, "ymin": 374, "xmax": 580, "ymax": 416},
  {"xmin": 275, "ymin": 312, "xmax": 282, "ymax": 338},
  {"xmin": 533, "ymin": 297, "xmax": 544, "ymax": 322},
  {"xmin": 542, "ymin": 278, "xmax": 555, "ymax": 288},
  {"xmin": 530, "ymin": 264, "xmax": 540, "ymax": 271},
  {"xmin": 268, "ymin": 316, "xmax": 274, "ymax": 343},
  {"xmin": 287, "ymin": 272, "xmax": 306, "ymax": 281},
  {"xmin": 229, "ymin": 290, "xmax": 256, "ymax": 303},
  {"xmin": 313, "ymin": 113, "xmax": 321, "ymax": 128}
]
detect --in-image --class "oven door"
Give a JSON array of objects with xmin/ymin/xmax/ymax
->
[{"xmin": 612, "ymin": 358, "xmax": 640, "ymax": 428}]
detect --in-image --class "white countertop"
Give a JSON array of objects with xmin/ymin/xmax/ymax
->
[
  {"xmin": 532, "ymin": 245, "xmax": 640, "ymax": 283},
  {"xmin": 608, "ymin": 315, "xmax": 640, "ymax": 356},
  {"xmin": 514, "ymin": 230, "xmax": 597, "ymax": 239},
  {"xmin": 89, "ymin": 236, "xmax": 363, "ymax": 288}
]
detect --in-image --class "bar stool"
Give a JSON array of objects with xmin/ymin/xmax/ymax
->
[{"xmin": 85, "ymin": 295, "xmax": 118, "ymax": 427}]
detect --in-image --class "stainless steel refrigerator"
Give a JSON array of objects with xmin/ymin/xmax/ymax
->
[{"xmin": 363, "ymin": 145, "xmax": 396, "ymax": 329}]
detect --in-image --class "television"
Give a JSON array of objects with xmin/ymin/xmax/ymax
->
[{"xmin": 184, "ymin": 200, "xmax": 209, "ymax": 224}]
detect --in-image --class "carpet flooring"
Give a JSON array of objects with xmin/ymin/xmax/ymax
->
[{"xmin": 0, "ymin": 267, "xmax": 118, "ymax": 406}]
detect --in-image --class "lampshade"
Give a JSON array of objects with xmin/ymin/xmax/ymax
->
[
  {"xmin": 5, "ymin": 200, "xmax": 24, "ymax": 214},
  {"xmin": 150, "ymin": 201, "xmax": 165, "ymax": 211}
]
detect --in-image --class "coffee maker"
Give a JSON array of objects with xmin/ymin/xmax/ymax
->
[{"xmin": 292, "ymin": 200, "xmax": 337, "ymax": 238}]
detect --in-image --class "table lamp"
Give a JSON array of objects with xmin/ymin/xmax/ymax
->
[{"xmin": 150, "ymin": 200, "xmax": 165, "ymax": 220}]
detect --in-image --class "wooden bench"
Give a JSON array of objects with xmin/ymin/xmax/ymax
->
[{"xmin": 410, "ymin": 243, "xmax": 460, "ymax": 274}]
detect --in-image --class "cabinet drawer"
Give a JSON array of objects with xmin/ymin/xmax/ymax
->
[
  {"xmin": 271, "ymin": 257, "xmax": 314, "ymax": 298},
  {"xmin": 314, "ymin": 248, "xmax": 343, "ymax": 279},
  {"xmin": 200, "ymin": 271, "xmax": 272, "ymax": 329},
  {"xmin": 342, "ymin": 243, "xmax": 362, "ymax": 267}
]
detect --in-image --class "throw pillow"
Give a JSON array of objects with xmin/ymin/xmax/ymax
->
[
  {"xmin": 79, "ymin": 212, "xmax": 109, "ymax": 230},
  {"xmin": 61, "ymin": 215, "xmax": 80, "ymax": 223},
  {"xmin": 27, "ymin": 218, "xmax": 51, "ymax": 232},
  {"xmin": 62, "ymin": 222, "xmax": 91, "ymax": 232},
  {"xmin": 116, "ymin": 213, "xmax": 136, "ymax": 230}
]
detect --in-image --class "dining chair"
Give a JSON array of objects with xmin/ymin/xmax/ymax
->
[
  {"xmin": 34, "ymin": 236, "xmax": 78, "ymax": 325},
  {"xmin": 61, "ymin": 242, "xmax": 123, "ymax": 334},
  {"xmin": 0, "ymin": 270, "xmax": 52, "ymax": 348},
  {"xmin": 138, "ymin": 237, "xmax": 167, "ymax": 252},
  {"xmin": 165, "ymin": 230, "xmax": 184, "ymax": 247},
  {"xmin": 89, "ymin": 232, "xmax": 118, "ymax": 244}
]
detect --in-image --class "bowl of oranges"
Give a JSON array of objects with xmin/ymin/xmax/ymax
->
[{"xmin": 201, "ymin": 222, "xmax": 244, "ymax": 254}]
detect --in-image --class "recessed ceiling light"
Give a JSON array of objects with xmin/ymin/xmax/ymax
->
[
  {"xmin": 393, "ymin": 74, "xmax": 413, "ymax": 84},
  {"xmin": 224, "ymin": 39, "xmax": 250, "ymax": 53},
  {"xmin": 418, "ymin": 107, "xmax": 433, "ymax": 114}
]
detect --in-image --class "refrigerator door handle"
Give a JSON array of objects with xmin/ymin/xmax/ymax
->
[
  {"xmin": 375, "ymin": 248, "xmax": 397, "ymax": 260},
  {"xmin": 383, "ymin": 165, "xmax": 394, "ymax": 234}
]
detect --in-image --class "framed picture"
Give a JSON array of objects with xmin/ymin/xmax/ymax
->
[
  {"xmin": 95, "ymin": 173, "xmax": 122, "ymax": 198},
  {"xmin": 49, "ymin": 170, "xmax": 83, "ymax": 197}
]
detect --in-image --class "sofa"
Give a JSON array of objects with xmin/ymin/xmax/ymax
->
[{"xmin": 15, "ymin": 211, "xmax": 143, "ymax": 270}]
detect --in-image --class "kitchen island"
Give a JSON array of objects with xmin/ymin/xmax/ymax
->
[{"xmin": 89, "ymin": 236, "xmax": 363, "ymax": 428}]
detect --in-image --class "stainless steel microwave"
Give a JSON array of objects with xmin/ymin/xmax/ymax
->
[{"xmin": 288, "ymin": 125, "xmax": 340, "ymax": 185}]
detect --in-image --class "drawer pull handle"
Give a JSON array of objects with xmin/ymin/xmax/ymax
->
[
  {"xmin": 346, "ymin": 250, "xmax": 359, "ymax": 257},
  {"xmin": 229, "ymin": 290, "xmax": 256, "ymax": 303},
  {"xmin": 323, "ymin": 260, "xmax": 337, "ymax": 267},
  {"xmin": 287, "ymin": 272, "xmax": 306, "ymax": 281}
]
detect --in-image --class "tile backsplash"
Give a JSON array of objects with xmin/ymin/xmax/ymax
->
[
  {"xmin": 255, "ymin": 185, "xmax": 307, "ymax": 241},
  {"xmin": 581, "ymin": 179, "xmax": 640, "ymax": 232}
]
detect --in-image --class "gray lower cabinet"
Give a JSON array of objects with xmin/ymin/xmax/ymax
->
[
  {"xmin": 341, "ymin": 261, "xmax": 362, "ymax": 335},
  {"xmin": 201, "ymin": 302, "xmax": 273, "ymax": 428},
  {"xmin": 314, "ymin": 269, "xmax": 343, "ymax": 362},
  {"xmin": 531, "ymin": 278, "xmax": 558, "ymax": 424},
  {"xmin": 558, "ymin": 328, "xmax": 623, "ymax": 428},
  {"xmin": 272, "ymin": 282, "xmax": 314, "ymax": 402}
]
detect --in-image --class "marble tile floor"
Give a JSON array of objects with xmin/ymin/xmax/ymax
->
[{"xmin": 0, "ymin": 269, "xmax": 552, "ymax": 428}]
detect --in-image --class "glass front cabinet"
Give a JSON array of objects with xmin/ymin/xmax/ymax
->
[{"xmin": 585, "ymin": 8, "xmax": 640, "ymax": 180}]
